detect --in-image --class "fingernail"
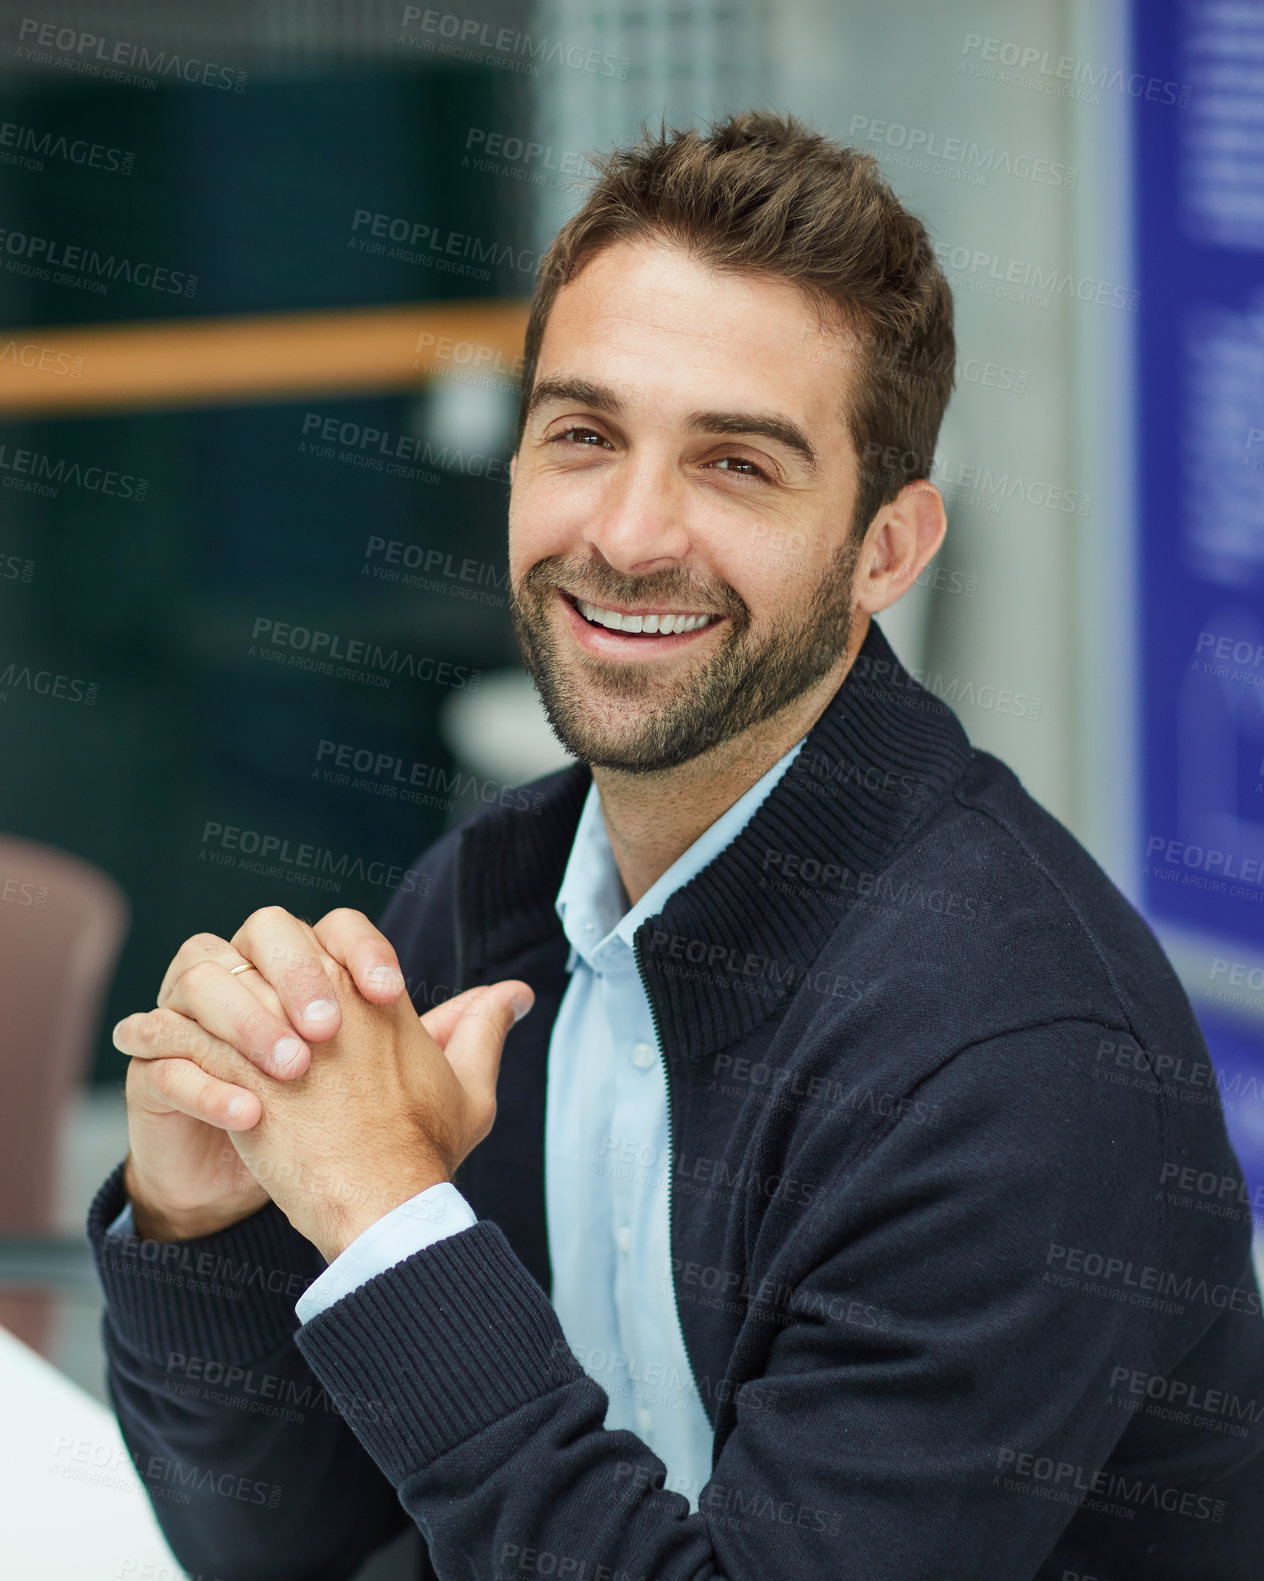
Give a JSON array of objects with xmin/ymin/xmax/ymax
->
[
  {"xmin": 271, "ymin": 1036, "xmax": 305, "ymax": 1074},
  {"xmin": 304, "ymin": 999, "xmax": 338, "ymax": 1023},
  {"xmin": 511, "ymin": 992, "xmax": 534, "ymax": 1025},
  {"xmin": 368, "ymin": 965, "xmax": 404, "ymax": 990},
  {"xmin": 227, "ymin": 1095, "xmax": 249, "ymax": 1121}
]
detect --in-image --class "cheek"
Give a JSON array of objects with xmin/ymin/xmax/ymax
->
[{"xmin": 507, "ymin": 486, "xmax": 577, "ymax": 575}]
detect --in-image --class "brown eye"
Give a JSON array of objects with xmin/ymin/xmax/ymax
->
[
  {"xmin": 712, "ymin": 456, "xmax": 770, "ymax": 481},
  {"xmin": 553, "ymin": 426, "xmax": 611, "ymax": 447}
]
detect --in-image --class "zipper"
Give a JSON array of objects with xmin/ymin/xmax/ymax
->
[{"xmin": 633, "ymin": 927, "xmax": 706, "ymax": 1414}]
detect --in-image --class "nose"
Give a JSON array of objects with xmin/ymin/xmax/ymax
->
[{"xmin": 581, "ymin": 451, "xmax": 693, "ymax": 576}]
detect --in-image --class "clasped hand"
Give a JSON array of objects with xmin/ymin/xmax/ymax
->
[{"xmin": 113, "ymin": 905, "xmax": 533, "ymax": 1262}]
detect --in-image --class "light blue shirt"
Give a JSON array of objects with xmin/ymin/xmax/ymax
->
[{"xmin": 109, "ymin": 737, "xmax": 804, "ymax": 1508}]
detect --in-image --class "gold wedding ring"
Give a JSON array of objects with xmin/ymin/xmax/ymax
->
[{"xmin": 228, "ymin": 962, "xmax": 257, "ymax": 975}]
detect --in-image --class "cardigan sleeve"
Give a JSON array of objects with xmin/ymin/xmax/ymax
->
[
  {"xmin": 87, "ymin": 1158, "xmax": 422, "ymax": 1581},
  {"xmin": 85, "ymin": 827, "xmax": 461, "ymax": 1581},
  {"xmin": 289, "ymin": 1017, "xmax": 1264, "ymax": 1581}
]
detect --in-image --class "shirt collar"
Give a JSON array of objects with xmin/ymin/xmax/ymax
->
[
  {"xmin": 453, "ymin": 619, "xmax": 975, "ymax": 1052},
  {"xmin": 555, "ymin": 736, "xmax": 806, "ymax": 973}
]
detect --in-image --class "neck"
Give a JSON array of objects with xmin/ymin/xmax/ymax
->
[{"xmin": 592, "ymin": 613, "xmax": 869, "ymax": 906}]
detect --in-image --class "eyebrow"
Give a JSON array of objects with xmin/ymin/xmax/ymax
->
[{"xmin": 526, "ymin": 375, "xmax": 821, "ymax": 478}]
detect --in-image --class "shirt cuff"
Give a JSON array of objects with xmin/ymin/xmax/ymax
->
[
  {"xmin": 294, "ymin": 1182, "xmax": 478, "ymax": 1325},
  {"xmin": 106, "ymin": 1201, "xmax": 135, "ymax": 1237}
]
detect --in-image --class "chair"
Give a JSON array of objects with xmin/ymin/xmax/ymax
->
[{"xmin": 0, "ymin": 836, "xmax": 129, "ymax": 1355}]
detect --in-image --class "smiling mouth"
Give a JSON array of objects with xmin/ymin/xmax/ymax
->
[{"xmin": 561, "ymin": 589, "xmax": 723, "ymax": 637}]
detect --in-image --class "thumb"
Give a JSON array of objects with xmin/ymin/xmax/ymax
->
[{"xmin": 441, "ymin": 980, "xmax": 534, "ymax": 1105}]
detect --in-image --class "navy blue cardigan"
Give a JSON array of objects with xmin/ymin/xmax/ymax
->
[{"xmin": 88, "ymin": 620, "xmax": 1264, "ymax": 1580}]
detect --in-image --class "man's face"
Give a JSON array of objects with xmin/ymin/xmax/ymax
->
[{"xmin": 507, "ymin": 237, "xmax": 868, "ymax": 773}]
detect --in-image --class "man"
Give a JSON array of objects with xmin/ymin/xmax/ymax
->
[{"xmin": 91, "ymin": 111, "xmax": 1264, "ymax": 1580}]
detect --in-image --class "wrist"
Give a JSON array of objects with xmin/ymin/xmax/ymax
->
[
  {"xmin": 123, "ymin": 1157, "xmax": 262, "ymax": 1243},
  {"xmin": 316, "ymin": 1170, "xmax": 451, "ymax": 1262}
]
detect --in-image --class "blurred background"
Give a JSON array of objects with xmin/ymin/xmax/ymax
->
[{"xmin": 0, "ymin": 0, "xmax": 1261, "ymax": 1574}]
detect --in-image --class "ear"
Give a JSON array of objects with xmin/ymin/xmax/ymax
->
[{"xmin": 852, "ymin": 481, "xmax": 947, "ymax": 616}]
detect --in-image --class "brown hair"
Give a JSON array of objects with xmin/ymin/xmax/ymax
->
[{"xmin": 515, "ymin": 109, "xmax": 955, "ymax": 538}]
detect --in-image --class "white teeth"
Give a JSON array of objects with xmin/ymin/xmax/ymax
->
[{"xmin": 575, "ymin": 597, "xmax": 714, "ymax": 636}]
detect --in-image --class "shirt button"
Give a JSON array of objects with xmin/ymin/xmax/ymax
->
[
  {"xmin": 615, "ymin": 1225, "xmax": 632, "ymax": 1254},
  {"xmin": 630, "ymin": 1041, "xmax": 656, "ymax": 1068},
  {"xmin": 637, "ymin": 1406, "xmax": 653, "ymax": 1435}
]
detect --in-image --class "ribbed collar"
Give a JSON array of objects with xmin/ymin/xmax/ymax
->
[{"xmin": 455, "ymin": 618, "xmax": 972, "ymax": 1056}]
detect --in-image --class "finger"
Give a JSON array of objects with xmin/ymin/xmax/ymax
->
[
  {"xmin": 441, "ymin": 980, "xmax": 533, "ymax": 1117},
  {"xmin": 128, "ymin": 1054, "xmax": 262, "ymax": 1130},
  {"xmin": 115, "ymin": 1005, "xmax": 277, "ymax": 1094},
  {"xmin": 230, "ymin": 906, "xmax": 345, "ymax": 1041},
  {"xmin": 156, "ymin": 934, "xmax": 292, "ymax": 1029},
  {"xmin": 156, "ymin": 932, "xmax": 240, "ymax": 1008},
  {"xmin": 311, "ymin": 909, "xmax": 407, "ymax": 1004},
  {"xmin": 419, "ymin": 984, "xmax": 511, "ymax": 1049},
  {"xmin": 160, "ymin": 960, "xmax": 313, "ymax": 1080}
]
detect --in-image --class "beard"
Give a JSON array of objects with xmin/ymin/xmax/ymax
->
[{"xmin": 508, "ymin": 535, "xmax": 860, "ymax": 774}]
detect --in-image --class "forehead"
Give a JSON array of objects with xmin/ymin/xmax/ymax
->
[{"xmin": 536, "ymin": 237, "xmax": 857, "ymax": 425}]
